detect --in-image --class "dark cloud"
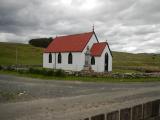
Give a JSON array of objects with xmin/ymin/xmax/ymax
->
[{"xmin": 0, "ymin": 0, "xmax": 159, "ymax": 53}]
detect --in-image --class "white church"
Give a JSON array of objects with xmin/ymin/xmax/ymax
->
[{"xmin": 43, "ymin": 29, "xmax": 112, "ymax": 72}]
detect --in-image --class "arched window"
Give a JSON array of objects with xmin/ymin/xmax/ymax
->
[
  {"xmin": 91, "ymin": 56, "xmax": 95, "ymax": 65},
  {"xmin": 49, "ymin": 53, "xmax": 52, "ymax": 63},
  {"xmin": 58, "ymin": 53, "xmax": 62, "ymax": 64},
  {"xmin": 68, "ymin": 52, "xmax": 72, "ymax": 64}
]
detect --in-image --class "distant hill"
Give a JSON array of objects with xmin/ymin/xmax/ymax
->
[{"xmin": 0, "ymin": 42, "xmax": 159, "ymax": 73}]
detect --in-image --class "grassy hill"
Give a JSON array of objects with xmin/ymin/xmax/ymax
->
[
  {"xmin": 112, "ymin": 51, "xmax": 160, "ymax": 73},
  {"xmin": 0, "ymin": 42, "xmax": 160, "ymax": 73},
  {"xmin": 0, "ymin": 42, "xmax": 43, "ymax": 65}
]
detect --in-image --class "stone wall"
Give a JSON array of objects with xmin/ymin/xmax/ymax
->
[
  {"xmin": 84, "ymin": 99, "xmax": 160, "ymax": 120},
  {"xmin": 107, "ymin": 111, "xmax": 119, "ymax": 120},
  {"xmin": 74, "ymin": 71, "xmax": 160, "ymax": 78}
]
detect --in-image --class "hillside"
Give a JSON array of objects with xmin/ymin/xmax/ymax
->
[
  {"xmin": 112, "ymin": 51, "xmax": 160, "ymax": 73},
  {"xmin": 0, "ymin": 42, "xmax": 160, "ymax": 72},
  {"xmin": 0, "ymin": 42, "xmax": 43, "ymax": 65}
]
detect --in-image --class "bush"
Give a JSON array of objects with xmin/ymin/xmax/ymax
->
[
  {"xmin": 25, "ymin": 68, "xmax": 66, "ymax": 77},
  {"xmin": 18, "ymin": 69, "xmax": 28, "ymax": 74},
  {"xmin": 6, "ymin": 66, "xmax": 15, "ymax": 71},
  {"xmin": 55, "ymin": 69, "xmax": 66, "ymax": 77},
  {"xmin": 29, "ymin": 37, "xmax": 53, "ymax": 48},
  {"xmin": 42, "ymin": 69, "xmax": 54, "ymax": 76},
  {"xmin": 0, "ymin": 91, "xmax": 16, "ymax": 102},
  {"xmin": 0, "ymin": 65, "xmax": 2, "ymax": 70},
  {"xmin": 28, "ymin": 68, "xmax": 55, "ymax": 76},
  {"xmin": 29, "ymin": 68, "xmax": 42, "ymax": 74}
]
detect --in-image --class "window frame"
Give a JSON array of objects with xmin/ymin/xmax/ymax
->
[
  {"xmin": 68, "ymin": 52, "xmax": 72, "ymax": 64},
  {"xmin": 58, "ymin": 52, "xmax": 62, "ymax": 64},
  {"xmin": 49, "ymin": 53, "xmax": 52, "ymax": 63},
  {"xmin": 91, "ymin": 56, "xmax": 95, "ymax": 65}
]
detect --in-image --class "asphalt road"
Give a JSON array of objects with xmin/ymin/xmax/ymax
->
[{"xmin": 0, "ymin": 74, "xmax": 160, "ymax": 120}]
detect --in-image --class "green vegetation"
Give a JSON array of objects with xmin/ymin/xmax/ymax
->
[
  {"xmin": 29, "ymin": 37, "xmax": 53, "ymax": 48},
  {"xmin": 0, "ymin": 42, "xmax": 43, "ymax": 65},
  {"xmin": 28, "ymin": 68, "xmax": 66, "ymax": 77},
  {"xmin": 0, "ymin": 91, "xmax": 17, "ymax": 102},
  {"xmin": 0, "ymin": 70, "xmax": 160, "ymax": 83},
  {"xmin": 113, "ymin": 51, "xmax": 160, "ymax": 73},
  {"xmin": 0, "ymin": 42, "xmax": 160, "ymax": 73}
]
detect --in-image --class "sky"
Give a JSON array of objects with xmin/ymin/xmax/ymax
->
[{"xmin": 0, "ymin": 0, "xmax": 160, "ymax": 53}]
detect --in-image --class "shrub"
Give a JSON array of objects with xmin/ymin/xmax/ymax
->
[
  {"xmin": 6, "ymin": 66, "xmax": 15, "ymax": 71},
  {"xmin": 0, "ymin": 65, "xmax": 2, "ymax": 70},
  {"xmin": 28, "ymin": 67, "xmax": 55, "ymax": 76},
  {"xmin": 43, "ymin": 69, "xmax": 54, "ymax": 76},
  {"xmin": 29, "ymin": 67, "xmax": 42, "ymax": 74},
  {"xmin": 0, "ymin": 91, "xmax": 16, "ymax": 102},
  {"xmin": 29, "ymin": 37, "xmax": 53, "ymax": 48},
  {"xmin": 18, "ymin": 69, "xmax": 28, "ymax": 74},
  {"xmin": 55, "ymin": 69, "xmax": 66, "ymax": 77}
]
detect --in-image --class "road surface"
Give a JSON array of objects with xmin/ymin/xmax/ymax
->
[{"xmin": 0, "ymin": 74, "xmax": 160, "ymax": 120}]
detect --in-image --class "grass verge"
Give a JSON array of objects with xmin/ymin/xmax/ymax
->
[
  {"xmin": 0, "ymin": 91, "xmax": 17, "ymax": 102},
  {"xmin": 0, "ymin": 70, "xmax": 160, "ymax": 83}
]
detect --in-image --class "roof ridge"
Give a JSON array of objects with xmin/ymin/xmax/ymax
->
[
  {"xmin": 55, "ymin": 31, "xmax": 93, "ymax": 38},
  {"xmin": 93, "ymin": 42, "xmax": 107, "ymax": 44},
  {"xmin": 99, "ymin": 41, "xmax": 107, "ymax": 43}
]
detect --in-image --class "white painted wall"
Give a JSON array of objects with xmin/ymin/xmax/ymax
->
[
  {"xmin": 91, "ymin": 56, "xmax": 104, "ymax": 72},
  {"xmin": 56, "ymin": 52, "xmax": 84, "ymax": 71},
  {"xmin": 43, "ymin": 52, "xmax": 84, "ymax": 71},
  {"xmin": 43, "ymin": 53, "xmax": 55, "ymax": 69},
  {"xmin": 43, "ymin": 34, "xmax": 112, "ymax": 72},
  {"xmin": 81, "ymin": 33, "xmax": 99, "ymax": 67}
]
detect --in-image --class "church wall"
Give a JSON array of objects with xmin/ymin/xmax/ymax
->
[
  {"xmin": 43, "ymin": 52, "xmax": 84, "ymax": 71},
  {"xmin": 56, "ymin": 52, "xmax": 84, "ymax": 71},
  {"xmin": 91, "ymin": 56, "xmax": 104, "ymax": 72},
  {"xmin": 43, "ymin": 53, "xmax": 55, "ymax": 69}
]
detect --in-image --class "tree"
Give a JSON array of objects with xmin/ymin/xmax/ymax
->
[{"xmin": 28, "ymin": 37, "xmax": 53, "ymax": 48}]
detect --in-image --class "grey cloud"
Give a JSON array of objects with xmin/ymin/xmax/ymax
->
[{"xmin": 0, "ymin": 0, "xmax": 160, "ymax": 53}]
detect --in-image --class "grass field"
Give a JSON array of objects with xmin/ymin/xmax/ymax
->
[
  {"xmin": 0, "ymin": 42, "xmax": 43, "ymax": 65},
  {"xmin": 0, "ymin": 42, "xmax": 160, "ymax": 73},
  {"xmin": 113, "ymin": 51, "xmax": 160, "ymax": 73}
]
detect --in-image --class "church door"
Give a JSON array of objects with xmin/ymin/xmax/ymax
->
[{"xmin": 105, "ymin": 53, "xmax": 108, "ymax": 71}]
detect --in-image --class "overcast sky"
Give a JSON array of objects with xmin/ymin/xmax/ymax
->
[{"xmin": 0, "ymin": 0, "xmax": 160, "ymax": 53}]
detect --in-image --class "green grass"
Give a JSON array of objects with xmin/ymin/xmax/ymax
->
[
  {"xmin": 0, "ymin": 42, "xmax": 43, "ymax": 65},
  {"xmin": 0, "ymin": 91, "xmax": 17, "ymax": 102},
  {"xmin": 0, "ymin": 42, "xmax": 160, "ymax": 73},
  {"xmin": 112, "ymin": 52, "xmax": 160, "ymax": 73},
  {"xmin": 0, "ymin": 70, "xmax": 160, "ymax": 83},
  {"xmin": 112, "ymin": 52, "xmax": 160, "ymax": 68}
]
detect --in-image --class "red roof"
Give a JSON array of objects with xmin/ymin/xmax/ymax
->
[
  {"xmin": 90, "ymin": 42, "xmax": 107, "ymax": 56},
  {"xmin": 44, "ymin": 32, "xmax": 94, "ymax": 53}
]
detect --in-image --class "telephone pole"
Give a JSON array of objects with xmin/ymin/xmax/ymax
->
[{"xmin": 16, "ymin": 46, "xmax": 18, "ymax": 70}]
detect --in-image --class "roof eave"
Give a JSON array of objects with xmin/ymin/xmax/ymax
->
[{"xmin": 44, "ymin": 50, "xmax": 83, "ymax": 53}]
